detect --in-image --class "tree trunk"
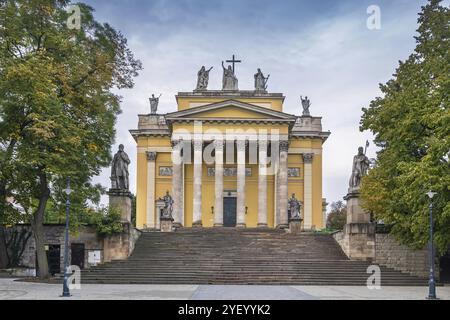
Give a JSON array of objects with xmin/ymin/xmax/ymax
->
[
  {"xmin": 0, "ymin": 226, "xmax": 9, "ymax": 268},
  {"xmin": 32, "ymin": 172, "xmax": 50, "ymax": 279}
]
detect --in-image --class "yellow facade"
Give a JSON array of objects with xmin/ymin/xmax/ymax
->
[{"xmin": 131, "ymin": 90, "xmax": 330, "ymax": 230}]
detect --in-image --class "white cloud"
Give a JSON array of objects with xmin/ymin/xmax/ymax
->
[{"xmin": 92, "ymin": 0, "xmax": 425, "ymax": 210}]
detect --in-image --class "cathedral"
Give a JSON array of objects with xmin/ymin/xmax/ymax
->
[{"xmin": 130, "ymin": 57, "xmax": 330, "ymax": 230}]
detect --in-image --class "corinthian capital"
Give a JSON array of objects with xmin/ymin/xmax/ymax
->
[
  {"xmin": 302, "ymin": 153, "xmax": 314, "ymax": 164},
  {"xmin": 279, "ymin": 140, "xmax": 290, "ymax": 152},
  {"xmin": 146, "ymin": 151, "xmax": 157, "ymax": 161}
]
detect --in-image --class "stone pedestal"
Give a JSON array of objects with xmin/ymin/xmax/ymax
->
[
  {"xmin": 160, "ymin": 217, "xmax": 174, "ymax": 232},
  {"xmin": 289, "ymin": 218, "xmax": 303, "ymax": 234},
  {"xmin": 155, "ymin": 200, "xmax": 165, "ymax": 230},
  {"xmin": 107, "ymin": 189, "xmax": 132, "ymax": 223},
  {"xmin": 345, "ymin": 190, "xmax": 370, "ymax": 224},
  {"xmin": 342, "ymin": 190, "xmax": 375, "ymax": 261}
]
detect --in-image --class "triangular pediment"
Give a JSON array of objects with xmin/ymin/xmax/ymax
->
[{"xmin": 165, "ymin": 100, "xmax": 296, "ymax": 122}]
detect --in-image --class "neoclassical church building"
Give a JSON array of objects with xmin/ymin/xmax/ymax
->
[{"xmin": 130, "ymin": 59, "xmax": 330, "ymax": 230}]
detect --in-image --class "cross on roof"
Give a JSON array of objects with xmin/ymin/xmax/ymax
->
[{"xmin": 226, "ymin": 54, "xmax": 242, "ymax": 73}]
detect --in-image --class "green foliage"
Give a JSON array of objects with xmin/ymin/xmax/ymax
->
[
  {"xmin": 360, "ymin": 0, "xmax": 450, "ymax": 254},
  {"xmin": 326, "ymin": 201, "xmax": 347, "ymax": 231},
  {"xmin": 84, "ymin": 207, "xmax": 124, "ymax": 236},
  {"xmin": 0, "ymin": 0, "xmax": 141, "ymax": 277}
]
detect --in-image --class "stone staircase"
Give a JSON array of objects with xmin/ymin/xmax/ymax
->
[{"xmin": 80, "ymin": 228, "xmax": 428, "ymax": 285}]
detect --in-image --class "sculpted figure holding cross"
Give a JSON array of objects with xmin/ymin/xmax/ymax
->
[
  {"xmin": 222, "ymin": 55, "xmax": 240, "ymax": 90},
  {"xmin": 222, "ymin": 62, "xmax": 238, "ymax": 90}
]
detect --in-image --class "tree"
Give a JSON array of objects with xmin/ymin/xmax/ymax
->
[
  {"xmin": 326, "ymin": 201, "xmax": 347, "ymax": 230},
  {"xmin": 360, "ymin": 0, "xmax": 449, "ymax": 254},
  {"xmin": 0, "ymin": 1, "xmax": 142, "ymax": 278}
]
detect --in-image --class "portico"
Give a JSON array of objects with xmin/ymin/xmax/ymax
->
[{"xmin": 130, "ymin": 90, "xmax": 330, "ymax": 230}]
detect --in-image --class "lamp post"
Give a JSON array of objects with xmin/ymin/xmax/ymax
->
[
  {"xmin": 61, "ymin": 177, "xmax": 72, "ymax": 297},
  {"xmin": 426, "ymin": 190, "xmax": 438, "ymax": 300}
]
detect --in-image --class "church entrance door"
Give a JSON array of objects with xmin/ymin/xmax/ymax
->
[{"xmin": 223, "ymin": 197, "xmax": 237, "ymax": 227}]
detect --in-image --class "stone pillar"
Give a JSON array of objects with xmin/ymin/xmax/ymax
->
[
  {"xmin": 146, "ymin": 151, "xmax": 157, "ymax": 228},
  {"xmin": 236, "ymin": 139, "xmax": 246, "ymax": 228},
  {"xmin": 171, "ymin": 140, "xmax": 183, "ymax": 227},
  {"xmin": 192, "ymin": 140, "xmax": 203, "ymax": 227},
  {"xmin": 277, "ymin": 141, "xmax": 289, "ymax": 229},
  {"xmin": 342, "ymin": 190, "xmax": 375, "ymax": 261},
  {"xmin": 108, "ymin": 189, "xmax": 132, "ymax": 223},
  {"xmin": 214, "ymin": 140, "xmax": 224, "ymax": 227},
  {"xmin": 302, "ymin": 153, "xmax": 314, "ymax": 230},
  {"xmin": 258, "ymin": 140, "xmax": 268, "ymax": 227}
]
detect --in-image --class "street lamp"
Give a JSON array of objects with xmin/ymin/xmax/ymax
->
[
  {"xmin": 426, "ymin": 190, "xmax": 438, "ymax": 300},
  {"xmin": 61, "ymin": 177, "xmax": 72, "ymax": 297}
]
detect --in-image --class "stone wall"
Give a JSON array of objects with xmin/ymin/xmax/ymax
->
[
  {"xmin": 332, "ymin": 224, "xmax": 375, "ymax": 261},
  {"xmin": 103, "ymin": 223, "xmax": 141, "ymax": 263},
  {"xmin": 374, "ymin": 233, "xmax": 429, "ymax": 278},
  {"xmin": 333, "ymin": 230, "xmax": 345, "ymax": 249},
  {"xmin": 333, "ymin": 231, "xmax": 430, "ymax": 278},
  {"xmin": 5, "ymin": 223, "xmax": 141, "ymax": 274}
]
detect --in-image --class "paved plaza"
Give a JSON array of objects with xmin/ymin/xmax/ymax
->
[{"xmin": 0, "ymin": 279, "xmax": 448, "ymax": 300}]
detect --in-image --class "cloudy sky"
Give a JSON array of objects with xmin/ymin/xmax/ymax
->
[{"xmin": 82, "ymin": 0, "xmax": 436, "ymax": 209}]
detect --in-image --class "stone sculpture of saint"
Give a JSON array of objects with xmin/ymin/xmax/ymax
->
[
  {"xmin": 196, "ymin": 66, "xmax": 213, "ymax": 90},
  {"xmin": 254, "ymin": 68, "xmax": 269, "ymax": 91},
  {"xmin": 110, "ymin": 144, "xmax": 130, "ymax": 190},
  {"xmin": 149, "ymin": 94, "xmax": 162, "ymax": 114},
  {"xmin": 300, "ymin": 96, "xmax": 311, "ymax": 116},
  {"xmin": 288, "ymin": 193, "xmax": 302, "ymax": 220},
  {"xmin": 221, "ymin": 61, "xmax": 238, "ymax": 90},
  {"xmin": 161, "ymin": 191, "xmax": 174, "ymax": 218},
  {"xmin": 349, "ymin": 146, "xmax": 370, "ymax": 190}
]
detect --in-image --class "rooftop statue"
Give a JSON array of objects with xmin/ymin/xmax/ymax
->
[
  {"xmin": 149, "ymin": 93, "xmax": 162, "ymax": 114},
  {"xmin": 196, "ymin": 66, "xmax": 213, "ymax": 90},
  {"xmin": 254, "ymin": 68, "xmax": 270, "ymax": 91}
]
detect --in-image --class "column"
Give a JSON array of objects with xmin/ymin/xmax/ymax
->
[
  {"xmin": 146, "ymin": 151, "xmax": 157, "ymax": 228},
  {"xmin": 171, "ymin": 140, "xmax": 183, "ymax": 227},
  {"xmin": 192, "ymin": 140, "xmax": 203, "ymax": 227},
  {"xmin": 277, "ymin": 140, "xmax": 289, "ymax": 228},
  {"xmin": 236, "ymin": 139, "xmax": 246, "ymax": 228},
  {"xmin": 302, "ymin": 153, "xmax": 314, "ymax": 230},
  {"xmin": 258, "ymin": 140, "xmax": 268, "ymax": 227},
  {"xmin": 214, "ymin": 139, "xmax": 224, "ymax": 227}
]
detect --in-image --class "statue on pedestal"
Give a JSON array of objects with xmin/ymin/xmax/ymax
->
[
  {"xmin": 300, "ymin": 96, "xmax": 311, "ymax": 116},
  {"xmin": 149, "ymin": 94, "xmax": 162, "ymax": 114},
  {"xmin": 254, "ymin": 68, "xmax": 269, "ymax": 91},
  {"xmin": 196, "ymin": 66, "xmax": 213, "ymax": 90},
  {"xmin": 222, "ymin": 61, "xmax": 238, "ymax": 90},
  {"xmin": 160, "ymin": 191, "xmax": 174, "ymax": 218},
  {"xmin": 110, "ymin": 144, "xmax": 130, "ymax": 190},
  {"xmin": 349, "ymin": 146, "xmax": 370, "ymax": 190},
  {"xmin": 288, "ymin": 193, "xmax": 302, "ymax": 220}
]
